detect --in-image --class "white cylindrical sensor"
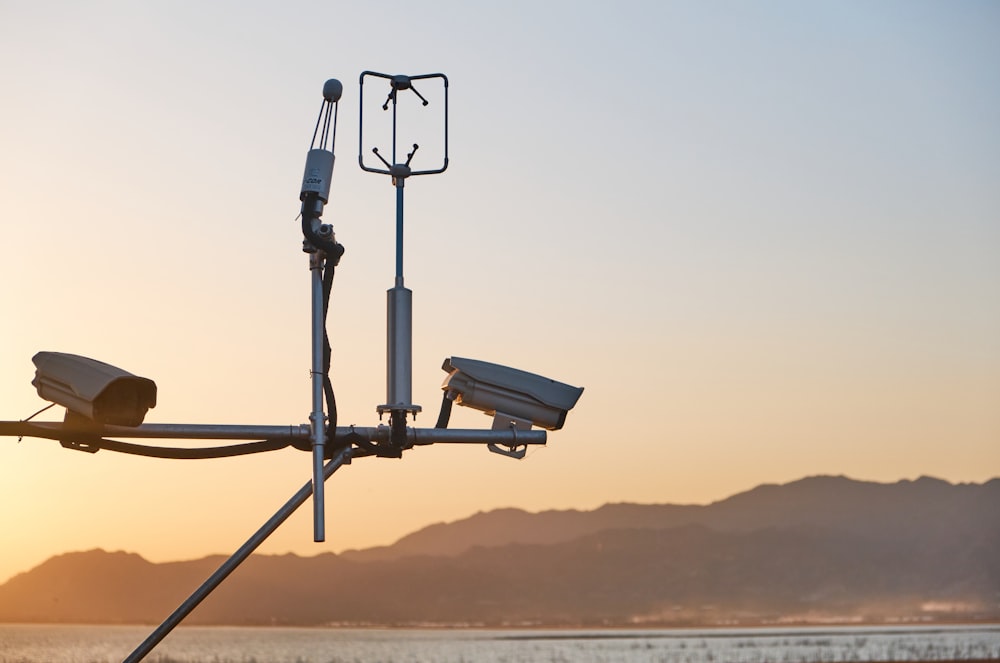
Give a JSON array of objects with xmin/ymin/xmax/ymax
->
[
  {"xmin": 300, "ymin": 149, "xmax": 335, "ymax": 202},
  {"xmin": 386, "ymin": 285, "xmax": 414, "ymax": 408}
]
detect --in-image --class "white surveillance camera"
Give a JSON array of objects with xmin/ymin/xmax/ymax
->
[
  {"xmin": 31, "ymin": 352, "xmax": 157, "ymax": 427},
  {"xmin": 441, "ymin": 357, "xmax": 583, "ymax": 431}
]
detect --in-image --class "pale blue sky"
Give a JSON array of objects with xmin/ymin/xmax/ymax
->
[{"xmin": 1, "ymin": 1, "xmax": 998, "ymax": 582}]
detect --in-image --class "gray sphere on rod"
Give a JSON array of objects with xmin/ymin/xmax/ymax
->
[{"xmin": 322, "ymin": 79, "xmax": 343, "ymax": 102}]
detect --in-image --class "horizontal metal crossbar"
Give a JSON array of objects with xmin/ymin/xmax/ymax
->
[{"xmin": 0, "ymin": 421, "xmax": 546, "ymax": 447}]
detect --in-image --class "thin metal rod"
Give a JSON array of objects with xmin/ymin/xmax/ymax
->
[
  {"xmin": 0, "ymin": 421, "xmax": 547, "ymax": 446},
  {"xmin": 395, "ymin": 183, "xmax": 404, "ymax": 282},
  {"xmin": 405, "ymin": 427, "xmax": 546, "ymax": 446},
  {"xmin": 391, "ymin": 87, "xmax": 397, "ymax": 165},
  {"xmin": 0, "ymin": 421, "xmax": 312, "ymax": 440},
  {"xmin": 122, "ymin": 449, "xmax": 350, "ymax": 663},
  {"xmin": 310, "ymin": 254, "xmax": 327, "ymax": 542}
]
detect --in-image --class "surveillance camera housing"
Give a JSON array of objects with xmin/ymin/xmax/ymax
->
[
  {"xmin": 31, "ymin": 352, "xmax": 157, "ymax": 427},
  {"xmin": 441, "ymin": 357, "xmax": 583, "ymax": 431}
]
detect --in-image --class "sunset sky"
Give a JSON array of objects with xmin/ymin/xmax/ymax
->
[{"xmin": 1, "ymin": 1, "xmax": 998, "ymax": 586}]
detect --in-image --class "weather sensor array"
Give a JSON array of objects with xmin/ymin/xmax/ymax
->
[{"xmin": 0, "ymin": 74, "xmax": 583, "ymax": 662}]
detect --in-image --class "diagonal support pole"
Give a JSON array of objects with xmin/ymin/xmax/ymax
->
[{"xmin": 123, "ymin": 447, "xmax": 351, "ymax": 663}]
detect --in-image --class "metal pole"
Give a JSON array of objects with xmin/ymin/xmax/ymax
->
[
  {"xmin": 122, "ymin": 448, "xmax": 350, "ymax": 663},
  {"xmin": 310, "ymin": 253, "xmax": 327, "ymax": 542},
  {"xmin": 383, "ymin": 177, "xmax": 416, "ymax": 417},
  {"xmin": 0, "ymin": 421, "xmax": 547, "ymax": 446},
  {"xmin": 386, "ymin": 284, "xmax": 413, "ymax": 408},
  {"xmin": 0, "ymin": 421, "xmax": 313, "ymax": 440}
]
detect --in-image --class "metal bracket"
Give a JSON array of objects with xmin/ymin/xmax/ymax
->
[{"xmin": 487, "ymin": 413, "xmax": 532, "ymax": 459}]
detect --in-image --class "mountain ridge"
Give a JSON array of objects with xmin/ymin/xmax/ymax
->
[
  {"xmin": 339, "ymin": 474, "xmax": 1000, "ymax": 561},
  {"xmin": 2, "ymin": 475, "xmax": 997, "ymax": 626}
]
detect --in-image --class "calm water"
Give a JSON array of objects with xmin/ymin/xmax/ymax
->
[{"xmin": 0, "ymin": 623, "xmax": 998, "ymax": 663}]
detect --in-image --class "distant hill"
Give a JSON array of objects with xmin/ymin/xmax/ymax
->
[
  {"xmin": 340, "ymin": 474, "xmax": 1000, "ymax": 561},
  {"xmin": 1, "ymin": 475, "xmax": 997, "ymax": 626}
]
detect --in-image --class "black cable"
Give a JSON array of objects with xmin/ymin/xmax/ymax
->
[
  {"xmin": 387, "ymin": 410, "xmax": 407, "ymax": 456},
  {"xmin": 16, "ymin": 403, "xmax": 56, "ymax": 441},
  {"xmin": 49, "ymin": 433, "xmax": 293, "ymax": 458},
  {"xmin": 80, "ymin": 438, "xmax": 293, "ymax": 459},
  {"xmin": 300, "ymin": 192, "xmax": 344, "ymax": 457},
  {"xmin": 435, "ymin": 392, "xmax": 453, "ymax": 429},
  {"xmin": 322, "ymin": 259, "xmax": 338, "ymax": 454},
  {"xmin": 21, "ymin": 403, "xmax": 56, "ymax": 422},
  {"xmin": 7, "ymin": 423, "xmax": 310, "ymax": 459},
  {"xmin": 300, "ymin": 197, "xmax": 344, "ymax": 262}
]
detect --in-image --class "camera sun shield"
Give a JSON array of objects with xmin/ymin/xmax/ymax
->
[{"xmin": 31, "ymin": 352, "xmax": 157, "ymax": 427}]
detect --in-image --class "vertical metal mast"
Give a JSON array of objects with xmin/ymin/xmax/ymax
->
[
  {"xmin": 384, "ymin": 146, "xmax": 419, "ymax": 443},
  {"xmin": 309, "ymin": 241, "xmax": 327, "ymax": 535},
  {"xmin": 299, "ymin": 79, "xmax": 344, "ymax": 540},
  {"xmin": 359, "ymin": 71, "xmax": 449, "ymax": 449}
]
